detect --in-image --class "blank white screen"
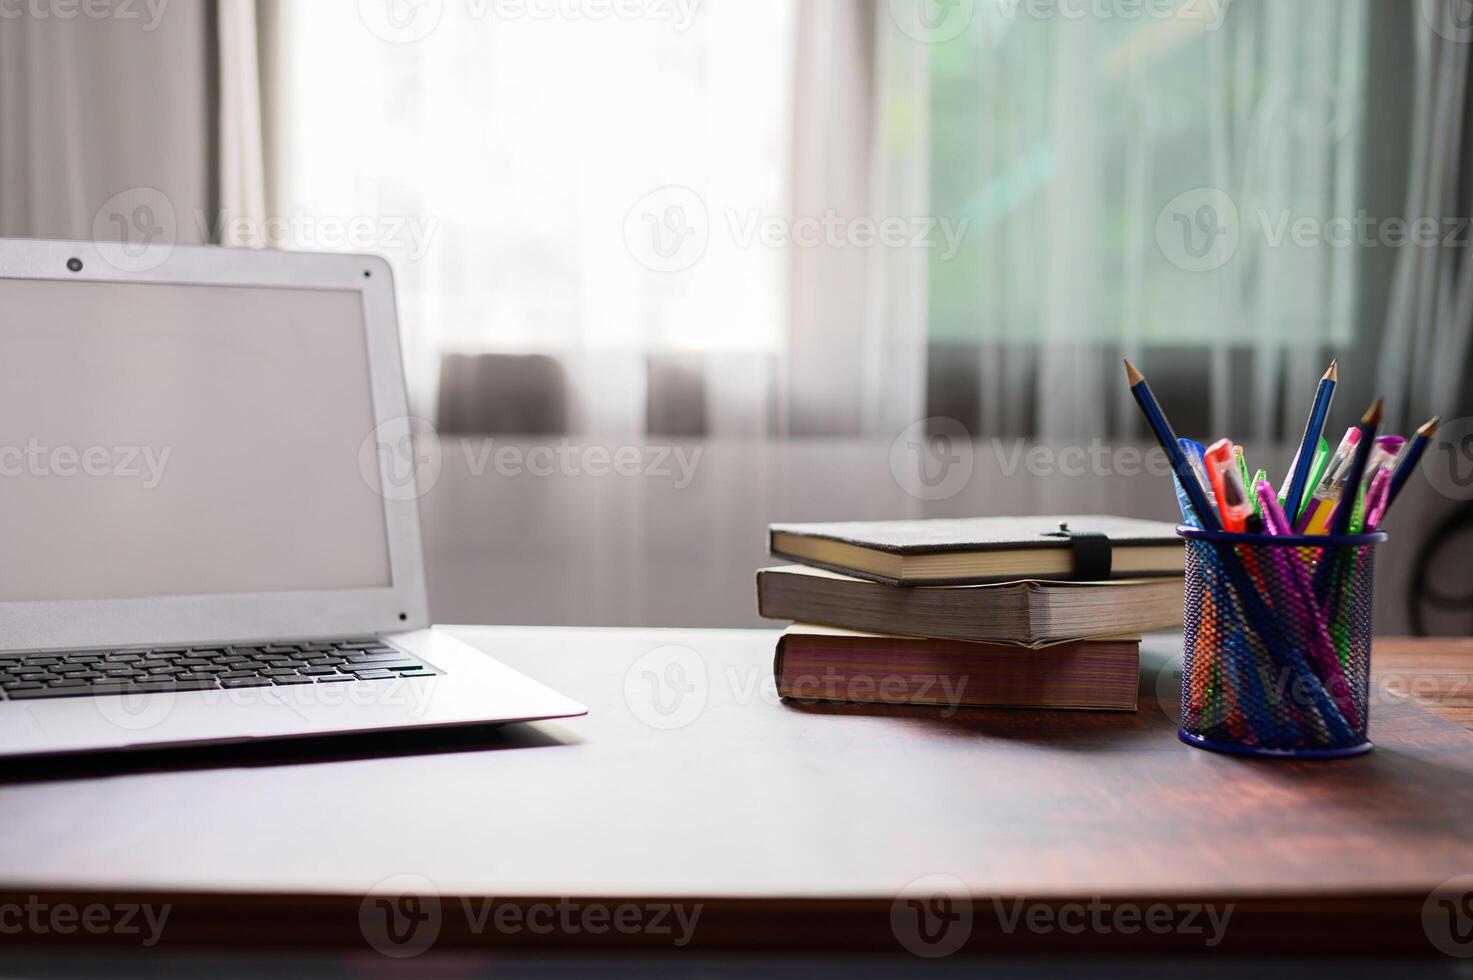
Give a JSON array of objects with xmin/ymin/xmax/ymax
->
[{"xmin": 0, "ymin": 278, "xmax": 393, "ymax": 601}]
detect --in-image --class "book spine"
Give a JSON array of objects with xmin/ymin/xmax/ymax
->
[{"xmin": 776, "ymin": 642, "xmax": 1138, "ymax": 712}]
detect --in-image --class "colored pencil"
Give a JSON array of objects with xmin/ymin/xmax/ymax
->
[
  {"xmin": 1124, "ymin": 359, "xmax": 1221, "ymax": 532},
  {"xmin": 1282, "ymin": 360, "xmax": 1338, "ymax": 524},
  {"xmin": 1385, "ymin": 417, "xmax": 1439, "ymax": 510},
  {"xmin": 1328, "ymin": 400, "xmax": 1384, "ymax": 539}
]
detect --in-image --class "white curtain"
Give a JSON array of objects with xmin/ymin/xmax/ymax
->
[
  {"xmin": 1378, "ymin": 1, "xmax": 1473, "ymax": 428},
  {"xmin": 262, "ymin": 0, "xmax": 929, "ymax": 439},
  {"xmin": 216, "ymin": 0, "xmax": 269, "ymax": 248},
  {"xmin": 0, "ymin": 3, "xmax": 214, "ymax": 244},
  {"xmin": 264, "ymin": 0, "xmax": 797, "ymax": 432},
  {"xmin": 252, "ymin": 0, "xmax": 1456, "ymax": 444},
  {"xmin": 914, "ymin": 0, "xmax": 1371, "ymax": 442}
]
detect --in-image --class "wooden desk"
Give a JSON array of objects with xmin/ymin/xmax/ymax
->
[{"xmin": 2, "ymin": 630, "xmax": 1472, "ymax": 958}]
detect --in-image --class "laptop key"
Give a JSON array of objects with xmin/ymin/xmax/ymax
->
[
  {"xmin": 220, "ymin": 677, "xmax": 274, "ymax": 689},
  {"xmin": 125, "ymin": 679, "xmax": 219, "ymax": 694},
  {"xmin": 272, "ymin": 676, "xmax": 313, "ymax": 685},
  {"xmin": 10, "ymin": 685, "xmax": 101, "ymax": 699},
  {"xmin": 350, "ymin": 669, "xmax": 396, "ymax": 680}
]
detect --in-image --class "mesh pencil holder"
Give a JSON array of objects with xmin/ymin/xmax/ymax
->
[{"xmin": 1177, "ymin": 526, "xmax": 1385, "ymax": 759}]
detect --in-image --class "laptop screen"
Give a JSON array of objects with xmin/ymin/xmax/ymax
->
[{"xmin": 0, "ymin": 277, "xmax": 394, "ymax": 601}]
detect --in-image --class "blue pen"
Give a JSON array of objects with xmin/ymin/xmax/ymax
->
[{"xmin": 1173, "ymin": 439, "xmax": 1217, "ymax": 528}]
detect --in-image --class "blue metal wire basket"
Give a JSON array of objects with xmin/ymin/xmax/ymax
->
[{"xmin": 1177, "ymin": 526, "xmax": 1385, "ymax": 759}]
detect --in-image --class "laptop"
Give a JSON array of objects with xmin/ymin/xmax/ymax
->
[{"xmin": 0, "ymin": 238, "xmax": 586, "ymax": 759}]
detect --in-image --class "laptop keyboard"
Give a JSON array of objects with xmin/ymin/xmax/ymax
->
[{"xmin": 0, "ymin": 639, "xmax": 440, "ymax": 701}]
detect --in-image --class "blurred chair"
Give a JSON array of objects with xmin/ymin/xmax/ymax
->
[
  {"xmin": 436, "ymin": 353, "xmax": 569, "ymax": 435},
  {"xmin": 646, "ymin": 353, "xmax": 708, "ymax": 438}
]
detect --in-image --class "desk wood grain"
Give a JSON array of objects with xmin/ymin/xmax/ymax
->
[{"xmin": 2, "ymin": 630, "xmax": 1472, "ymax": 956}]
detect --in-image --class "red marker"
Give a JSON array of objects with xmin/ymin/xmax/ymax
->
[{"xmin": 1204, "ymin": 439, "xmax": 1253, "ymax": 533}]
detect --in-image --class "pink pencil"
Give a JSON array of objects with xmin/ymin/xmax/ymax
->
[{"xmin": 1255, "ymin": 481, "xmax": 1359, "ymax": 729}]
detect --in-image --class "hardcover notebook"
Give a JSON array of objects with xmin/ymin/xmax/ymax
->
[
  {"xmin": 768, "ymin": 515, "xmax": 1184, "ymax": 586},
  {"xmin": 775, "ymin": 626, "xmax": 1140, "ymax": 712},
  {"xmin": 756, "ymin": 565, "xmax": 1184, "ymax": 647}
]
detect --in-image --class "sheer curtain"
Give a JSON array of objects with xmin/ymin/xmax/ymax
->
[
  {"xmin": 249, "ymin": 0, "xmax": 1446, "ymax": 445},
  {"xmin": 1378, "ymin": 0, "xmax": 1473, "ymax": 427},
  {"xmin": 0, "ymin": 3, "xmax": 214, "ymax": 245},
  {"xmin": 261, "ymin": 0, "xmax": 926, "ymax": 440},
  {"xmin": 264, "ymin": 0, "xmax": 795, "ymax": 434},
  {"xmin": 916, "ymin": 0, "xmax": 1372, "ymax": 442}
]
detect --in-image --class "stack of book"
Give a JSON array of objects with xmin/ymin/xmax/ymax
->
[{"xmin": 756, "ymin": 515, "xmax": 1186, "ymax": 712}]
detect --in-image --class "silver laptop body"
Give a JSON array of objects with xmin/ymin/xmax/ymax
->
[{"xmin": 0, "ymin": 238, "xmax": 585, "ymax": 758}]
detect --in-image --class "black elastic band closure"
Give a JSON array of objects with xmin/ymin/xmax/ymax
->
[{"xmin": 1043, "ymin": 526, "xmax": 1113, "ymax": 581}]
